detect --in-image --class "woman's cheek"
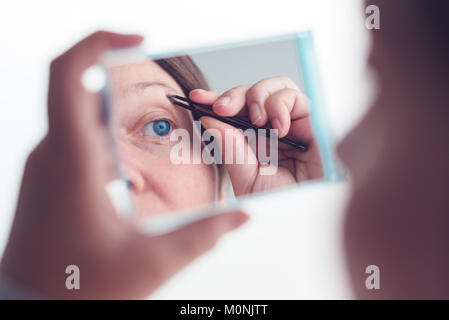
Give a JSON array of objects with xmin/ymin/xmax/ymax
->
[{"xmin": 169, "ymin": 161, "xmax": 217, "ymax": 206}]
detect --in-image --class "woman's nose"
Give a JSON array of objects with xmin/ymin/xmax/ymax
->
[
  {"xmin": 124, "ymin": 167, "xmax": 146, "ymax": 193},
  {"xmin": 119, "ymin": 143, "xmax": 147, "ymax": 193}
]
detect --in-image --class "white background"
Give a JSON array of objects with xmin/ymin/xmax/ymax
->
[{"xmin": 0, "ymin": 0, "xmax": 372, "ymax": 298}]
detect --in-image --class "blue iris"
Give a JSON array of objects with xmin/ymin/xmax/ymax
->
[{"xmin": 144, "ymin": 120, "xmax": 171, "ymax": 136}]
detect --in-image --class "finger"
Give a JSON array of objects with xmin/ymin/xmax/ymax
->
[
  {"xmin": 52, "ymin": 31, "xmax": 144, "ymax": 79},
  {"xmin": 264, "ymin": 88, "xmax": 310, "ymax": 138},
  {"xmin": 200, "ymin": 116, "xmax": 259, "ymax": 196},
  {"xmin": 48, "ymin": 31, "xmax": 144, "ymax": 139},
  {"xmin": 245, "ymin": 76, "xmax": 299, "ymax": 127},
  {"xmin": 190, "ymin": 87, "xmax": 250, "ymax": 118},
  {"xmin": 143, "ymin": 210, "xmax": 249, "ymax": 285},
  {"xmin": 210, "ymin": 85, "xmax": 250, "ymax": 117},
  {"xmin": 189, "ymin": 89, "xmax": 221, "ymax": 105}
]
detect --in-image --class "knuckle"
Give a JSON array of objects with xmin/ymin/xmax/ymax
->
[
  {"xmin": 265, "ymin": 94, "xmax": 280, "ymax": 109},
  {"xmin": 298, "ymin": 91, "xmax": 311, "ymax": 108},
  {"xmin": 266, "ymin": 92, "xmax": 292, "ymax": 114},
  {"xmin": 225, "ymin": 86, "xmax": 242, "ymax": 97},
  {"xmin": 277, "ymin": 75, "xmax": 295, "ymax": 88},
  {"xmin": 246, "ymin": 84, "xmax": 264, "ymax": 101},
  {"xmin": 277, "ymin": 75, "xmax": 291, "ymax": 83},
  {"xmin": 250, "ymin": 79, "xmax": 277, "ymax": 98}
]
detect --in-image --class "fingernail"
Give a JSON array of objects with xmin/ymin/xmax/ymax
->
[
  {"xmin": 271, "ymin": 117, "xmax": 284, "ymax": 136},
  {"xmin": 249, "ymin": 103, "xmax": 262, "ymax": 124},
  {"xmin": 214, "ymin": 96, "xmax": 231, "ymax": 107}
]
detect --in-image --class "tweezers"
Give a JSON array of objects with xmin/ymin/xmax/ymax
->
[{"xmin": 167, "ymin": 95, "xmax": 308, "ymax": 151}]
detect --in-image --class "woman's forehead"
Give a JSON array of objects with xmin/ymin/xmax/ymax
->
[
  {"xmin": 109, "ymin": 60, "xmax": 193, "ymax": 125},
  {"xmin": 110, "ymin": 60, "xmax": 183, "ymax": 95}
]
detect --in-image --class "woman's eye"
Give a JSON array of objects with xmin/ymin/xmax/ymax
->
[{"xmin": 142, "ymin": 120, "xmax": 172, "ymax": 137}]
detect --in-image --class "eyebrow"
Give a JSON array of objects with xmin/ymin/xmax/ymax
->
[
  {"xmin": 119, "ymin": 81, "xmax": 185, "ymax": 130},
  {"xmin": 133, "ymin": 81, "xmax": 182, "ymax": 94}
]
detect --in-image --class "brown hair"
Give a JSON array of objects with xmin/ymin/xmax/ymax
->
[
  {"xmin": 155, "ymin": 56, "xmax": 211, "ymax": 127},
  {"xmin": 155, "ymin": 56, "xmax": 210, "ymax": 95}
]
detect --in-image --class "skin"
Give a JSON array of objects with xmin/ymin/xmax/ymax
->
[
  {"xmin": 109, "ymin": 61, "xmax": 216, "ymax": 216},
  {"xmin": 0, "ymin": 31, "xmax": 248, "ymax": 299},
  {"xmin": 108, "ymin": 64, "xmax": 323, "ymax": 214},
  {"xmin": 0, "ymin": 34, "xmax": 321, "ymax": 298},
  {"xmin": 190, "ymin": 77, "xmax": 323, "ymax": 196},
  {"xmin": 340, "ymin": 0, "xmax": 449, "ymax": 298},
  {"xmin": 109, "ymin": 64, "xmax": 324, "ymax": 208},
  {"xmin": 8, "ymin": 3, "xmax": 445, "ymax": 298}
]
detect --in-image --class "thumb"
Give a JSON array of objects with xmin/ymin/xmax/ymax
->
[
  {"xmin": 200, "ymin": 116, "xmax": 259, "ymax": 196},
  {"xmin": 47, "ymin": 31, "xmax": 144, "ymax": 149},
  {"xmin": 46, "ymin": 31, "xmax": 144, "ymax": 184}
]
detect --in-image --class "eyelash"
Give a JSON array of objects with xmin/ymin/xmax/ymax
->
[{"xmin": 135, "ymin": 117, "xmax": 176, "ymax": 140}]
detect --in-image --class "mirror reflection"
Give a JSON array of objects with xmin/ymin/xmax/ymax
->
[{"xmin": 106, "ymin": 35, "xmax": 327, "ymax": 218}]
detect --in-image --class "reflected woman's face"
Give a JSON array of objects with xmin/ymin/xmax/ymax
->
[{"xmin": 109, "ymin": 60, "xmax": 216, "ymax": 217}]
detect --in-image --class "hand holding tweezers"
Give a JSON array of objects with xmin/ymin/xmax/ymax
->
[{"xmin": 167, "ymin": 95, "xmax": 308, "ymax": 151}]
